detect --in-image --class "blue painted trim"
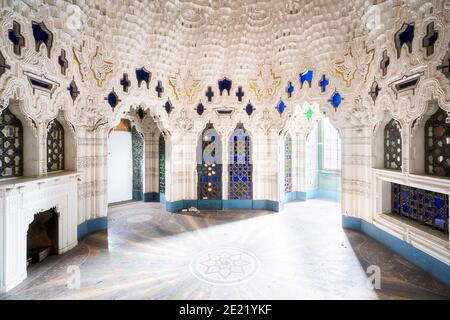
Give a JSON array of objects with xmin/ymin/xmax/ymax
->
[
  {"xmin": 318, "ymin": 170, "xmax": 341, "ymax": 177},
  {"xmin": 132, "ymin": 191, "xmax": 143, "ymax": 201},
  {"xmin": 166, "ymin": 199, "xmax": 281, "ymax": 213},
  {"xmin": 77, "ymin": 217, "xmax": 108, "ymax": 240},
  {"xmin": 284, "ymin": 191, "xmax": 306, "ymax": 203},
  {"xmin": 223, "ymin": 200, "xmax": 253, "ymax": 209},
  {"xmin": 144, "ymin": 192, "xmax": 160, "ymax": 202},
  {"xmin": 307, "ymin": 189, "xmax": 340, "ymax": 202},
  {"xmin": 342, "ymin": 216, "xmax": 450, "ymax": 287},
  {"xmin": 159, "ymin": 193, "xmax": 166, "ymax": 203},
  {"xmin": 253, "ymin": 200, "xmax": 280, "ymax": 211}
]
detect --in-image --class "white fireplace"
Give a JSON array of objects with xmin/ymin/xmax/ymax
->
[{"xmin": 0, "ymin": 172, "xmax": 79, "ymax": 293}]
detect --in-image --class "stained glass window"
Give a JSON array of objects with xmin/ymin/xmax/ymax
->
[
  {"xmin": 0, "ymin": 108, "xmax": 23, "ymax": 178},
  {"xmin": 197, "ymin": 123, "xmax": 222, "ymax": 199},
  {"xmin": 229, "ymin": 123, "xmax": 252, "ymax": 199},
  {"xmin": 384, "ymin": 119, "xmax": 402, "ymax": 170},
  {"xmin": 159, "ymin": 133, "xmax": 165, "ymax": 194},
  {"xmin": 284, "ymin": 134, "xmax": 292, "ymax": 193},
  {"xmin": 392, "ymin": 183, "xmax": 449, "ymax": 234},
  {"xmin": 47, "ymin": 119, "xmax": 64, "ymax": 172},
  {"xmin": 425, "ymin": 108, "xmax": 450, "ymax": 177}
]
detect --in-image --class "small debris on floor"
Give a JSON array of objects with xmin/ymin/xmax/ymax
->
[{"xmin": 181, "ymin": 207, "xmax": 201, "ymax": 214}]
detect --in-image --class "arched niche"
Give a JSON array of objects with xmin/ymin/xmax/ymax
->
[
  {"xmin": 228, "ymin": 122, "xmax": 253, "ymax": 200},
  {"xmin": 46, "ymin": 111, "xmax": 77, "ymax": 173},
  {"xmin": 7, "ymin": 100, "xmax": 40, "ymax": 177},
  {"xmin": 304, "ymin": 117, "xmax": 341, "ymax": 202},
  {"xmin": 409, "ymin": 100, "xmax": 441, "ymax": 176},
  {"xmin": 372, "ymin": 113, "xmax": 402, "ymax": 171},
  {"xmin": 196, "ymin": 123, "xmax": 222, "ymax": 200}
]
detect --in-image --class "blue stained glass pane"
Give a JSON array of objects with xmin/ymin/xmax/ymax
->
[
  {"xmin": 287, "ymin": 84, "xmax": 294, "ymax": 94},
  {"xmin": 402, "ymin": 204, "xmax": 409, "ymax": 213},
  {"xmin": 332, "ymin": 92, "xmax": 342, "ymax": 108},
  {"xmin": 245, "ymin": 103, "xmax": 254, "ymax": 116},
  {"xmin": 392, "ymin": 182, "xmax": 449, "ymax": 233},
  {"xmin": 8, "ymin": 31, "xmax": 18, "ymax": 44},
  {"xmin": 136, "ymin": 68, "xmax": 151, "ymax": 87},
  {"xmin": 284, "ymin": 134, "xmax": 292, "ymax": 193},
  {"xmin": 277, "ymin": 100, "xmax": 286, "ymax": 114},
  {"xmin": 197, "ymin": 124, "xmax": 222, "ymax": 199},
  {"xmin": 229, "ymin": 124, "xmax": 252, "ymax": 199},
  {"xmin": 435, "ymin": 198, "xmax": 445, "ymax": 209},
  {"xmin": 32, "ymin": 22, "xmax": 49, "ymax": 43},
  {"xmin": 299, "ymin": 70, "xmax": 313, "ymax": 87},
  {"xmin": 159, "ymin": 134, "xmax": 165, "ymax": 194}
]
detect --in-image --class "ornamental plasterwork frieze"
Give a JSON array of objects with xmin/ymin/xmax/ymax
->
[
  {"xmin": 248, "ymin": 64, "xmax": 281, "ymax": 101},
  {"xmin": 359, "ymin": 45, "xmax": 375, "ymax": 82},
  {"xmin": 168, "ymin": 69, "xmax": 201, "ymax": 102},
  {"xmin": 73, "ymin": 41, "xmax": 113, "ymax": 88},
  {"xmin": 90, "ymin": 46, "xmax": 113, "ymax": 88},
  {"xmin": 334, "ymin": 47, "xmax": 358, "ymax": 87},
  {"xmin": 175, "ymin": 109, "xmax": 193, "ymax": 131}
]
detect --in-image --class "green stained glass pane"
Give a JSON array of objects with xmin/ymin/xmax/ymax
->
[{"xmin": 305, "ymin": 107, "xmax": 314, "ymax": 120}]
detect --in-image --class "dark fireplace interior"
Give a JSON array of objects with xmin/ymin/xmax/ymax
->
[{"xmin": 27, "ymin": 208, "xmax": 59, "ymax": 267}]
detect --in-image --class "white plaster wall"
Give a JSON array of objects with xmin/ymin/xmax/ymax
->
[
  {"xmin": 306, "ymin": 124, "xmax": 319, "ymax": 192},
  {"xmin": 107, "ymin": 131, "xmax": 133, "ymax": 203}
]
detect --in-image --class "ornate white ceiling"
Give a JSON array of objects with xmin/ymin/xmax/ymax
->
[{"xmin": 13, "ymin": 0, "xmax": 434, "ymax": 82}]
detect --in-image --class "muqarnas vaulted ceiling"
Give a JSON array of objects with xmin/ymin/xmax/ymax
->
[{"xmin": 13, "ymin": 0, "xmax": 435, "ymax": 82}]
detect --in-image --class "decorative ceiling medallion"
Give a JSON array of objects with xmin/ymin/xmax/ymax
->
[
  {"xmin": 168, "ymin": 70, "xmax": 201, "ymax": 102},
  {"xmin": 360, "ymin": 46, "xmax": 375, "ymax": 82},
  {"xmin": 180, "ymin": 7, "xmax": 203, "ymax": 24},
  {"xmin": 248, "ymin": 65, "xmax": 281, "ymax": 101},
  {"xmin": 23, "ymin": 71, "xmax": 59, "ymax": 97},
  {"xmin": 334, "ymin": 48, "xmax": 357, "ymax": 87},
  {"xmin": 90, "ymin": 46, "xmax": 113, "ymax": 88},
  {"xmin": 389, "ymin": 72, "xmax": 423, "ymax": 98}
]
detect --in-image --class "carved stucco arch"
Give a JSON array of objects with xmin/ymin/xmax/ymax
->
[{"xmin": 0, "ymin": 75, "xmax": 36, "ymax": 118}]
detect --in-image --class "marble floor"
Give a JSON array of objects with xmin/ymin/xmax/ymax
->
[{"xmin": 2, "ymin": 199, "xmax": 450, "ymax": 300}]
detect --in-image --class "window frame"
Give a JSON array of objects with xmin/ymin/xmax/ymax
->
[{"xmin": 320, "ymin": 118, "xmax": 341, "ymax": 172}]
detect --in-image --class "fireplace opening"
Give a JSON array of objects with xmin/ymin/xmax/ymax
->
[{"xmin": 27, "ymin": 208, "xmax": 59, "ymax": 267}]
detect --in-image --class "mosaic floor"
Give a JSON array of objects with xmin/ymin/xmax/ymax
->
[{"xmin": 2, "ymin": 200, "xmax": 450, "ymax": 300}]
